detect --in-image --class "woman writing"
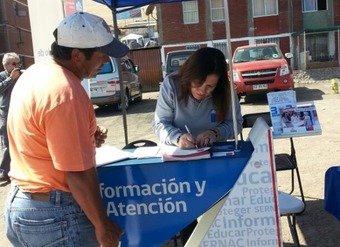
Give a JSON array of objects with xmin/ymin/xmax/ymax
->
[
  {"xmin": 153, "ymin": 47, "xmax": 243, "ymax": 245},
  {"xmin": 152, "ymin": 47, "xmax": 242, "ymax": 149}
]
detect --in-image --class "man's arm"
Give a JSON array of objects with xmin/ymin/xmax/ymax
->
[
  {"xmin": 0, "ymin": 69, "xmax": 20, "ymax": 94},
  {"xmin": 66, "ymin": 167, "xmax": 123, "ymax": 247}
]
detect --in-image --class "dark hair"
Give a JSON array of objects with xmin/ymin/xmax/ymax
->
[
  {"xmin": 175, "ymin": 47, "xmax": 230, "ymax": 121},
  {"xmin": 50, "ymin": 42, "xmax": 97, "ymax": 60}
]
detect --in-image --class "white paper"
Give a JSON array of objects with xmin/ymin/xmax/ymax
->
[
  {"xmin": 161, "ymin": 144, "xmax": 210, "ymax": 156},
  {"xmin": 131, "ymin": 146, "xmax": 161, "ymax": 159},
  {"xmin": 95, "ymin": 145, "xmax": 132, "ymax": 167}
]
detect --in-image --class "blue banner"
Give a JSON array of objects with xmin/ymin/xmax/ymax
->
[{"xmin": 97, "ymin": 141, "xmax": 253, "ymax": 247}]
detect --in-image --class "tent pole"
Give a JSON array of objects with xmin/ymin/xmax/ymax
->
[
  {"xmin": 338, "ymin": 27, "xmax": 340, "ymax": 66},
  {"xmin": 112, "ymin": 6, "xmax": 129, "ymax": 146},
  {"xmin": 224, "ymin": 0, "xmax": 239, "ymax": 151}
]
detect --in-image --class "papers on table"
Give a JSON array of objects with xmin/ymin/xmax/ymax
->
[
  {"xmin": 95, "ymin": 145, "xmax": 162, "ymax": 167},
  {"xmin": 160, "ymin": 145, "xmax": 211, "ymax": 162},
  {"xmin": 95, "ymin": 145, "xmax": 132, "ymax": 167},
  {"xmin": 96, "ymin": 143, "xmax": 238, "ymax": 165},
  {"xmin": 211, "ymin": 151, "xmax": 235, "ymax": 157},
  {"xmin": 131, "ymin": 146, "xmax": 162, "ymax": 159}
]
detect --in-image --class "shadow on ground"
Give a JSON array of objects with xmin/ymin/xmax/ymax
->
[
  {"xmin": 161, "ymin": 197, "xmax": 340, "ymax": 247},
  {"xmin": 295, "ymin": 86, "xmax": 325, "ymax": 102},
  {"xmin": 292, "ymin": 197, "xmax": 340, "ymax": 246},
  {"xmin": 95, "ymin": 98, "xmax": 158, "ymax": 118},
  {"xmin": 0, "ymin": 180, "xmax": 10, "ymax": 187},
  {"xmin": 94, "ymin": 86, "xmax": 326, "ymax": 116},
  {"xmin": 241, "ymin": 87, "xmax": 325, "ymax": 105}
]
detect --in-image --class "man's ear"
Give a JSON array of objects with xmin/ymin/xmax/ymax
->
[{"xmin": 71, "ymin": 49, "xmax": 85, "ymax": 64}]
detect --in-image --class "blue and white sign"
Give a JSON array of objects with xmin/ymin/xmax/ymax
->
[
  {"xmin": 98, "ymin": 142, "xmax": 252, "ymax": 247},
  {"xmin": 98, "ymin": 119, "xmax": 282, "ymax": 247}
]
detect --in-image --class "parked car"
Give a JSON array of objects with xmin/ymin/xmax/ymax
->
[
  {"xmin": 230, "ymin": 43, "xmax": 294, "ymax": 99},
  {"xmin": 162, "ymin": 50, "xmax": 195, "ymax": 78},
  {"xmin": 87, "ymin": 56, "xmax": 142, "ymax": 110}
]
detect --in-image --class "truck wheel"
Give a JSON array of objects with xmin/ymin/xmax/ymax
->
[
  {"xmin": 237, "ymin": 94, "xmax": 242, "ymax": 101},
  {"xmin": 135, "ymin": 85, "xmax": 143, "ymax": 102}
]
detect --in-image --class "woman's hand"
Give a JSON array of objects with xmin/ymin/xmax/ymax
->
[
  {"xmin": 95, "ymin": 126, "xmax": 108, "ymax": 147},
  {"xmin": 177, "ymin": 133, "xmax": 197, "ymax": 149},
  {"xmin": 196, "ymin": 130, "xmax": 217, "ymax": 147}
]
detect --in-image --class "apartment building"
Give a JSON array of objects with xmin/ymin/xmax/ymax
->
[
  {"xmin": 157, "ymin": 0, "xmax": 340, "ymax": 70},
  {"xmin": 1, "ymin": 0, "xmax": 339, "ymax": 71},
  {"xmin": 0, "ymin": 0, "xmax": 34, "ymax": 68}
]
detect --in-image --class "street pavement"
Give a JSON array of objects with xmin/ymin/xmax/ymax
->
[{"xmin": 1, "ymin": 81, "xmax": 340, "ymax": 246}]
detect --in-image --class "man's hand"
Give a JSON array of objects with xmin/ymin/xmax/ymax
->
[
  {"xmin": 95, "ymin": 126, "xmax": 108, "ymax": 147},
  {"xmin": 95, "ymin": 219, "xmax": 124, "ymax": 247},
  {"xmin": 10, "ymin": 68, "xmax": 21, "ymax": 81},
  {"xmin": 66, "ymin": 168, "xmax": 123, "ymax": 247}
]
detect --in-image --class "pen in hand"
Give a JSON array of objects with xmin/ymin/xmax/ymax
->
[{"xmin": 184, "ymin": 125, "xmax": 198, "ymax": 149}]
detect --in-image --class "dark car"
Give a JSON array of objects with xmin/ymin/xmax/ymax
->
[{"xmin": 163, "ymin": 50, "xmax": 195, "ymax": 78}]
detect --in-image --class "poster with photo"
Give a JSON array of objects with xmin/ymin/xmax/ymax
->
[
  {"xmin": 267, "ymin": 90, "xmax": 297, "ymax": 135},
  {"xmin": 280, "ymin": 104, "xmax": 321, "ymax": 135}
]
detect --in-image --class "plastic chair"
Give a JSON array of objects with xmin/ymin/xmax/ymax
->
[
  {"xmin": 122, "ymin": 139, "xmax": 157, "ymax": 150},
  {"xmin": 324, "ymin": 166, "xmax": 340, "ymax": 221},
  {"xmin": 241, "ymin": 112, "xmax": 306, "ymax": 208},
  {"xmin": 278, "ymin": 191, "xmax": 305, "ymax": 247}
]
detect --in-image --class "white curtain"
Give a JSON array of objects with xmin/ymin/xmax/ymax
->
[
  {"xmin": 253, "ymin": 0, "xmax": 278, "ymax": 17},
  {"xmin": 211, "ymin": 0, "xmax": 225, "ymax": 21},
  {"xmin": 182, "ymin": 1, "xmax": 199, "ymax": 24}
]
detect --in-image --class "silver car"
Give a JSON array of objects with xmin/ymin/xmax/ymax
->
[{"xmin": 88, "ymin": 56, "xmax": 142, "ymax": 110}]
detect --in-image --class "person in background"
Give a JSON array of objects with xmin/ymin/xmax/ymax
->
[
  {"xmin": 5, "ymin": 12, "xmax": 128, "ymax": 247},
  {"xmin": 0, "ymin": 52, "xmax": 21, "ymax": 182},
  {"xmin": 152, "ymin": 47, "xmax": 243, "ymax": 245},
  {"xmin": 152, "ymin": 47, "xmax": 242, "ymax": 149}
]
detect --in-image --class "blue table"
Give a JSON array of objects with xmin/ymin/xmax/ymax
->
[
  {"xmin": 97, "ymin": 141, "xmax": 253, "ymax": 247},
  {"xmin": 324, "ymin": 166, "xmax": 340, "ymax": 221}
]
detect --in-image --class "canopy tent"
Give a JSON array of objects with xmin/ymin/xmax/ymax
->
[
  {"xmin": 121, "ymin": 33, "xmax": 145, "ymax": 48},
  {"xmin": 92, "ymin": 0, "xmax": 238, "ymax": 149},
  {"xmin": 121, "ymin": 33, "xmax": 144, "ymax": 41},
  {"xmin": 93, "ymin": 0, "xmax": 187, "ymax": 12}
]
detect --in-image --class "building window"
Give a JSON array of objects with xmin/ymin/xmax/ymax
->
[
  {"xmin": 211, "ymin": 0, "xmax": 225, "ymax": 22},
  {"xmin": 253, "ymin": 0, "xmax": 278, "ymax": 17},
  {"xmin": 182, "ymin": 1, "xmax": 198, "ymax": 24},
  {"xmin": 16, "ymin": 28, "xmax": 23, "ymax": 44},
  {"xmin": 306, "ymin": 33, "xmax": 332, "ymax": 62},
  {"xmin": 13, "ymin": 1, "xmax": 27, "ymax": 17},
  {"xmin": 302, "ymin": 0, "xmax": 327, "ymax": 12}
]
